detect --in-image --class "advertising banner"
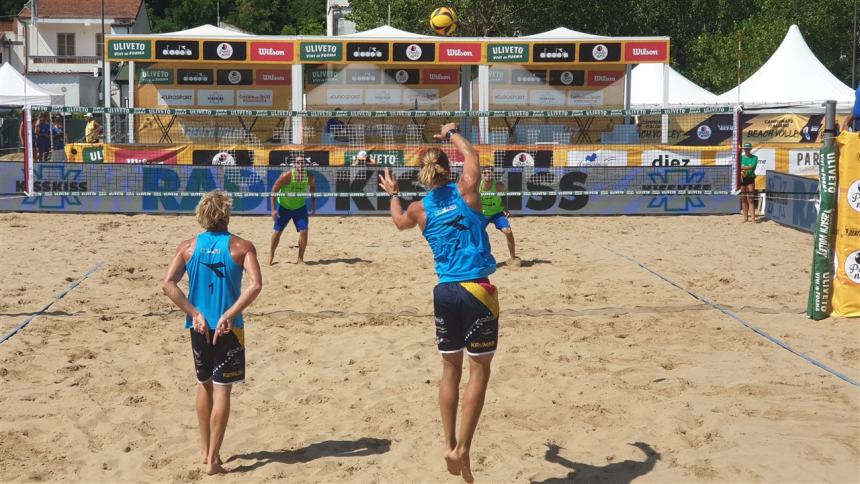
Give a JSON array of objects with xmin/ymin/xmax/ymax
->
[
  {"xmin": 0, "ymin": 163, "xmax": 735, "ymax": 216},
  {"xmin": 764, "ymin": 171, "xmax": 818, "ymax": 233},
  {"xmin": 806, "ymin": 144, "xmax": 837, "ymax": 319},
  {"xmin": 830, "ymin": 133, "xmax": 860, "ymax": 317}
]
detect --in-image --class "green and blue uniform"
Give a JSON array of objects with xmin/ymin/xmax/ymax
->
[
  {"xmin": 480, "ymin": 180, "xmax": 511, "ymax": 230},
  {"xmin": 741, "ymin": 154, "xmax": 758, "ymax": 185},
  {"xmin": 274, "ymin": 169, "xmax": 310, "ymax": 232}
]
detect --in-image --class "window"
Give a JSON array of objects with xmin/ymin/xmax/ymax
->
[
  {"xmin": 57, "ymin": 33, "xmax": 75, "ymax": 61},
  {"xmin": 96, "ymin": 33, "xmax": 102, "ymax": 58}
]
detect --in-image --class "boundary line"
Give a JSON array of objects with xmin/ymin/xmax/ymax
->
[
  {"xmin": 0, "ymin": 261, "xmax": 105, "ymax": 345},
  {"xmin": 603, "ymin": 246, "xmax": 859, "ymax": 388}
]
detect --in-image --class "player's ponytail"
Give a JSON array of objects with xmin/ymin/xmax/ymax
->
[{"xmin": 418, "ymin": 148, "xmax": 451, "ymax": 187}]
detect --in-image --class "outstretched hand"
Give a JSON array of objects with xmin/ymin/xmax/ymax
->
[
  {"xmin": 378, "ymin": 168, "xmax": 399, "ymax": 195},
  {"xmin": 433, "ymin": 122, "xmax": 458, "ymax": 141}
]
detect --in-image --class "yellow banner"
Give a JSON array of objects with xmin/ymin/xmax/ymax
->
[{"xmin": 832, "ymin": 131, "xmax": 860, "ymax": 317}]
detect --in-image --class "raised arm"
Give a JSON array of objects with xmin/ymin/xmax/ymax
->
[
  {"xmin": 432, "ymin": 123, "xmax": 481, "ymax": 211},
  {"xmin": 379, "ymin": 168, "xmax": 424, "ymax": 230}
]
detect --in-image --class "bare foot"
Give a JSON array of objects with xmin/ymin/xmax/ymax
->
[
  {"xmin": 202, "ymin": 454, "xmax": 221, "ymax": 465},
  {"xmin": 444, "ymin": 448, "xmax": 461, "ymax": 476},
  {"xmin": 507, "ymin": 257, "xmax": 522, "ymax": 267},
  {"xmin": 206, "ymin": 461, "xmax": 228, "ymax": 475},
  {"xmin": 296, "ymin": 259, "xmax": 305, "ymax": 265},
  {"xmin": 268, "ymin": 256, "xmax": 275, "ymax": 266},
  {"xmin": 457, "ymin": 448, "xmax": 474, "ymax": 483}
]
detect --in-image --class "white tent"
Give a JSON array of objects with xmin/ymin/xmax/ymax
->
[
  {"xmin": 521, "ymin": 27, "xmax": 606, "ymax": 39},
  {"xmin": 717, "ymin": 25, "xmax": 854, "ymax": 109},
  {"xmin": 0, "ymin": 63, "xmax": 64, "ymax": 106},
  {"xmin": 153, "ymin": 24, "xmax": 252, "ymax": 38},
  {"xmin": 339, "ymin": 25, "xmax": 433, "ymax": 39},
  {"xmin": 631, "ymin": 63, "xmax": 719, "ymax": 107}
]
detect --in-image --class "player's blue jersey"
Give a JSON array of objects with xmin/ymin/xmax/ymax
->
[
  {"xmin": 185, "ymin": 231, "xmax": 244, "ymax": 329},
  {"xmin": 422, "ymin": 183, "xmax": 496, "ymax": 283}
]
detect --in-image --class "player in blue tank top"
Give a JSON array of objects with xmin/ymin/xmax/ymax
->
[
  {"xmin": 162, "ymin": 191, "xmax": 262, "ymax": 475},
  {"xmin": 379, "ymin": 123, "xmax": 498, "ymax": 483}
]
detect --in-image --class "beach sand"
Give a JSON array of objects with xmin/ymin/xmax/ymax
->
[{"xmin": 0, "ymin": 213, "xmax": 858, "ymax": 483}]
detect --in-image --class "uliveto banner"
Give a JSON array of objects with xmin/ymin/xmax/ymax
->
[{"xmin": 0, "ymin": 163, "xmax": 735, "ymax": 215}]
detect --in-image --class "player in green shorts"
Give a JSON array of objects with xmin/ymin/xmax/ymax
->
[
  {"xmin": 269, "ymin": 157, "xmax": 316, "ymax": 265},
  {"xmin": 740, "ymin": 143, "xmax": 759, "ymax": 224},
  {"xmin": 480, "ymin": 167, "xmax": 519, "ymax": 265}
]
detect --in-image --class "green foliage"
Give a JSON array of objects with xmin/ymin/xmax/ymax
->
[
  {"xmin": 145, "ymin": 0, "xmax": 323, "ymax": 35},
  {"xmin": 0, "ymin": 0, "xmax": 25, "ymax": 17}
]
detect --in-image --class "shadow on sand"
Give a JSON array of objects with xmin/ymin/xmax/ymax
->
[
  {"xmin": 226, "ymin": 437, "xmax": 392, "ymax": 473},
  {"xmin": 305, "ymin": 257, "xmax": 372, "ymax": 266},
  {"xmin": 531, "ymin": 442, "xmax": 660, "ymax": 483}
]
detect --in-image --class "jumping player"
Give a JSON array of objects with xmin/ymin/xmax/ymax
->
[
  {"xmin": 379, "ymin": 123, "xmax": 498, "ymax": 483},
  {"xmin": 269, "ymin": 157, "xmax": 316, "ymax": 265},
  {"xmin": 162, "ymin": 191, "xmax": 263, "ymax": 475},
  {"xmin": 480, "ymin": 166, "xmax": 519, "ymax": 265}
]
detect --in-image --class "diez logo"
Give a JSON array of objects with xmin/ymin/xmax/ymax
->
[
  {"xmin": 203, "ymin": 41, "xmax": 247, "ymax": 61},
  {"xmin": 250, "ymin": 41, "xmax": 293, "ymax": 62},
  {"xmin": 155, "ymin": 40, "xmax": 199, "ymax": 59},
  {"xmin": 624, "ymin": 41, "xmax": 668, "ymax": 62},
  {"xmin": 438, "ymin": 42, "xmax": 481, "ymax": 62}
]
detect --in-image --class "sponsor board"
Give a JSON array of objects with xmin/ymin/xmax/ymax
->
[
  {"xmin": 751, "ymin": 148, "xmax": 776, "ymax": 176},
  {"xmin": 765, "ymin": 170, "xmax": 818, "ymax": 233},
  {"xmin": 496, "ymin": 150, "xmax": 553, "ymax": 167},
  {"xmin": 139, "ymin": 68, "xmax": 173, "ymax": 84},
  {"xmin": 192, "ymin": 149, "xmax": 254, "ymax": 166},
  {"xmin": 422, "ymin": 68, "xmax": 458, "ymax": 85},
  {"xmin": 384, "ymin": 69, "xmax": 420, "ymax": 85},
  {"xmin": 488, "ymin": 69, "xmax": 508, "ymax": 84},
  {"xmin": 217, "ymin": 69, "xmax": 253, "ymax": 86},
  {"xmin": 236, "ymin": 90, "xmax": 273, "ymax": 107},
  {"xmin": 255, "ymin": 69, "xmax": 291, "ymax": 85},
  {"xmin": 108, "ymin": 39, "xmax": 151, "ymax": 60},
  {"xmin": 345, "ymin": 69, "xmax": 381, "ymax": 84},
  {"xmin": 344, "ymin": 150, "xmax": 405, "ymax": 166},
  {"xmin": 579, "ymin": 42, "xmax": 622, "ymax": 62},
  {"xmin": 568, "ymin": 90, "xmax": 603, "ymax": 107},
  {"xmin": 567, "ymin": 149, "xmax": 628, "ymax": 167},
  {"xmin": 487, "ymin": 43, "xmax": 529, "ymax": 63},
  {"xmin": 365, "ymin": 88, "xmax": 403, "ymax": 105},
  {"xmin": 642, "ymin": 149, "xmax": 702, "ymax": 167},
  {"xmin": 393, "ymin": 43, "xmax": 435, "ymax": 62},
  {"xmin": 197, "ymin": 89, "xmax": 235, "ymax": 107},
  {"xmin": 177, "ymin": 69, "xmax": 213, "ymax": 85},
  {"xmin": 307, "ymin": 66, "xmax": 343, "ymax": 85},
  {"xmin": 491, "ymin": 89, "xmax": 528, "ymax": 105},
  {"xmin": 438, "ymin": 42, "xmax": 482, "ymax": 63},
  {"xmin": 532, "ymin": 43, "xmax": 575, "ymax": 63},
  {"xmin": 155, "ymin": 40, "xmax": 199, "ymax": 60},
  {"xmin": 300, "ymin": 42, "xmax": 342, "ymax": 62},
  {"xmin": 511, "ymin": 69, "xmax": 547, "ymax": 85},
  {"xmin": 250, "ymin": 41, "xmax": 294, "ymax": 62},
  {"xmin": 529, "ymin": 90, "xmax": 566, "ymax": 107},
  {"xmin": 157, "ymin": 89, "xmax": 195, "ymax": 106},
  {"xmin": 203, "ymin": 41, "xmax": 247, "ymax": 61},
  {"xmin": 326, "ymin": 88, "xmax": 364, "ymax": 105},
  {"xmin": 549, "ymin": 70, "xmax": 585, "ymax": 86},
  {"xmin": 346, "ymin": 42, "xmax": 390, "ymax": 62},
  {"xmin": 588, "ymin": 70, "xmax": 624, "ymax": 86},
  {"xmin": 403, "ymin": 89, "xmax": 440, "ymax": 106},
  {"xmin": 269, "ymin": 150, "xmax": 330, "ymax": 167},
  {"xmin": 624, "ymin": 41, "xmax": 669, "ymax": 62},
  {"xmin": 115, "ymin": 148, "xmax": 179, "ymax": 165}
]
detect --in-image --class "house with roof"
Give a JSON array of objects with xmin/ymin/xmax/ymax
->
[{"xmin": 1, "ymin": 0, "xmax": 150, "ymax": 106}]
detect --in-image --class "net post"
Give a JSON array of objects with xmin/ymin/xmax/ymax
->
[
  {"xmin": 477, "ymin": 65, "xmax": 489, "ymax": 143},
  {"xmin": 660, "ymin": 63, "xmax": 669, "ymax": 144},
  {"xmin": 23, "ymin": 106, "xmax": 34, "ymax": 196},
  {"xmin": 732, "ymin": 105, "xmax": 743, "ymax": 192},
  {"xmin": 291, "ymin": 63, "xmax": 304, "ymax": 144},
  {"xmin": 128, "ymin": 60, "xmax": 136, "ymax": 144}
]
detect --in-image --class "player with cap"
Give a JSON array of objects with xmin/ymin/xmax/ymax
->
[
  {"xmin": 84, "ymin": 113, "xmax": 102, "ymax": 143},
  {"xmin": 740, "ymin": 142, "xmax": 759, "ymax": 223}
]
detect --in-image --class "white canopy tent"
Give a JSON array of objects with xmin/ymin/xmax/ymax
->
[
  {"xmin": 0, "ymin": 63, "xmax": 64, "ymax": 106},
  {"xmin": 152, "ymin": 24, "xmax": 252, "ymax": 38},
  {"xmin": 339, "ymin": 25, "xmax": 433, "ymax": 39},
  {"xmin": 717, "ymin": 25, "xmax": 854, "ymax": 110},
  {"xmin": 521, "ymin": 27, "xmax": 606, "ymax": 40},
  {"xmin": 630, "ymin": 63, "xmax": 719, "ymax": 107}
]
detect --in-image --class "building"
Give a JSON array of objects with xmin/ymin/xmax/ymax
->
[
  {"xmin": 1, "ymin": 0, "xmax": 150, "ymax": 106},
  {"xmin": 327, "ymin": 0, "xmax": 357, "ymax": 36}
]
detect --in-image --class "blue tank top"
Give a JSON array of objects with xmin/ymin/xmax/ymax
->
[
  {"xmin": 422, "ymin": 183, "xmax": 496, "ymax": 283},
  {"xmin": 185, "ymin": 231, "xmax": 244, "ymax": 329}
]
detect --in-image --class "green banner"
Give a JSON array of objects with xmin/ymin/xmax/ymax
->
[
  {"xmin": 300, "ymin": 42, "xmax": 343, "ymax": 62},
  {"xmin": 139, "ymin": 68, "xmax": 173, "ymax": 84},
  {"xmin": 83, "ymin": 146, "xmax": 105, "ymax": 164},
  {"xmin": 487, "ymin": 43, "xmax": 529, "ymax": 63},
  {"xmin": 807, "ymin": 145, "xmax": 837, "ymax": 319},
  {"xmin": 108, "ymin": 40, "xmax": 151, "ymax": 60},
  {"xmin": 307, "ymin": 66, "xmax": 343, "ymax": 85}
]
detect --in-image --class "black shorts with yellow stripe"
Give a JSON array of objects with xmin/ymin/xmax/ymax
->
[
  {"xmin": 433, "ymin": 279, "xmax": 499, "ymax": 356},
  {"xmin": 190, "ymin": 328, "xmax": 245, "ymax": 385}
]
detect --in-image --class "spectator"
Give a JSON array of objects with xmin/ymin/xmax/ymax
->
[
  {"xmin": 325, "ymin": 108, "xmax": 349, "ymax": 143},
  {"xmin": 33, "ymin": 112, "xmax": 51, "ymax": 161},
  {"xmin": 740, "ymin": 142, "xmax": 759, "ymax": 224},
  {"xmin": 51, "ymin": 115, "xmax": 67, "ymax": 162},
  {"xmin": 84, "ymin": 113, "xmax": 103, "ymax": 143}
]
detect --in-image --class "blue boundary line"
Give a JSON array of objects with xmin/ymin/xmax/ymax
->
[
  {"xmin": 603, "ymin": 247, "xmax": 859, "ymax": 388},
  {"xmin": 0, "ymin": 261, "xmax": 105, "ymax": 345}
]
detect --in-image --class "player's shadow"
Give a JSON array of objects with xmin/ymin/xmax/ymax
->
[
  {"xmin": 227, "ymin": 437, "xmax": 391, "ymax": 473},
  {"xmin": 531, "ymin": 442, "xmax": 660, "ymax": 483},
  {"xmin": 497, "ymin": 258, "xmax": 551, "ymax": 268},
  {"xmin": 305, "ymin": 257, "xmax": 372, "ymax": 266}
]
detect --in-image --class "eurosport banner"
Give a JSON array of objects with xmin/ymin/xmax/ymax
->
[
  {"xmin": 806, "ymin": 144, "xmax": 837, "ymax": 320},
  {"xmin": 830, "ymin": 132, "xmax": 860, "ymax": 317},
  {"xmin": 0, "ymin": 162, "xmax": 736, "ymax": 215},
  {"xmin": 764, "ymin": 171, "xmax": 818, "ymax": 233}
]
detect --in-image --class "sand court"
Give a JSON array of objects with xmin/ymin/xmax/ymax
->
[{"xmin": 0, "ymin": 213, "xmax": 857, "ymax": 482}]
